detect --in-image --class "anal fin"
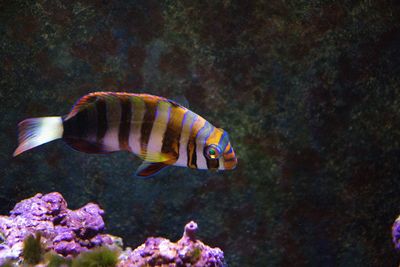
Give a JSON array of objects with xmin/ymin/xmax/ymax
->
[
  {"xmin": 135, "ymin": 161, "xmax": 170, "ymax": 178},
  {"xmin": 64, "ymin": 138, "xmax": 114, "ymax": 154}
]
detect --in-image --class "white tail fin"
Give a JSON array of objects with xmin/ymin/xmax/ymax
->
[{"xmin": 13, "ymin": 116, "xmax": 63, "ymax": 156}]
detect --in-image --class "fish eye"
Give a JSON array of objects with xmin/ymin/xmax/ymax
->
[{"xmin": 205, "ymin": 144, "xmax": 221, "ymax": 160}]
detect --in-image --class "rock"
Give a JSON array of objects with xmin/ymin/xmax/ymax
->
[
  {"xmin": 392, "ymin": 215, "xmax": 400, "ymax": 250},
  {"xmin": 53, "ymin": 240, "xmax": 86, "ymax": 256},
  {"xmin": 0, "ymin": 192, "xmax": 120, "ymax": 263},
  {"xmin": 62, "ymin": 203, "xmax": 105, "ymax": 239},
  {"xmin": 118, "ymin": 221, "xmax": 226, "ymax": 267},
  {"xmin": 0, "ymin": 193, "xmax": 226, "ymax": 266}
]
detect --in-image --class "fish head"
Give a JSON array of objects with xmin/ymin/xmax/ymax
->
[{"xmin": 203, "ymin": 128, "xmax": 237, "ymax": 171}]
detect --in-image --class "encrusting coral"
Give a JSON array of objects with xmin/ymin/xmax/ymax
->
[
  {"xmin": 0, "ymin": 192, "xmax": 226, "ymax": 266},
  {"xmin": 0, "ymin": 192, "xmax": 119, "ymax": 264},
  {"xmin": 392, "ymin": 215, "xmax": 400, "ymax": 251},
  {"xmin": 119, "ymin": 221, "xmax": 225, "ymax": 267}
]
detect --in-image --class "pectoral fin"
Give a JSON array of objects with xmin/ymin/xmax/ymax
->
[
  {"xmin": 135, "ymin": 161, "xmax": 170, "ymax": 178},
  {"xmin": 137, "ymin": 151, "xmax": 177, "ymax": 163}
]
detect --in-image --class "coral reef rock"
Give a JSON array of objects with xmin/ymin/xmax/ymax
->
[
  {"xmin": 0, "ymin": 192, "xmax": 226, "ymax": 266},
  {"xmin": 392, "ymin": 215, "xmax": 400, "ymax": 250},
  {"xmin": 119, "ymin": 221, "xmax": 226, "ymax": 267},
  {"xmin": 0, "ymin": 192, "xmax": 120, "ymax": 264}
]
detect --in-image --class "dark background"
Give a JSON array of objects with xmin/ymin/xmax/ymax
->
[{"xmin": 1, "ymin": 0, "xmax": 400, "ymax": 266}]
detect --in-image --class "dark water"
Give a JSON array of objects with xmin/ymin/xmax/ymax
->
[{"xmin": 1, "ymin": 1, "xmax": 400, "ymax": 266}]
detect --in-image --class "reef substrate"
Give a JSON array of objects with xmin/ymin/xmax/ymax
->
[{"xmin": 0, "ymin": 192, "xmax": 226, "ymax": 267}]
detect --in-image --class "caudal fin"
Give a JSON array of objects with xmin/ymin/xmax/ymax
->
[{"xmin": 13, "ymin": 116, "xmax": 63, "ymax": 156}]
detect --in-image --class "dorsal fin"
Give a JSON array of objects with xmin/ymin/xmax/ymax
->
[
  {"xmin": 66, "ymin": 92, "xmax": 108, "ymax": 120},
  {"xmin": 170, "ymin": 95, "xmax": 190, "ymax": 108},
  {"xmin": 66, "ymin": 92, "xmax": 132, "ymax": 120},
  {"xmin": 66, "ymin": 92, "xmax": 184, "ymax": 120}
]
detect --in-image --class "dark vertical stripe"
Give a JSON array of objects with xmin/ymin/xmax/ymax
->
[
  {"xmin": 186, "ymin": 115, "xmax": 198, "ymax": 168},
  {"xmin": 84, "ymin": 104, "xmax": 98, "ymax": 141},
  {"xmin": 161, "ymin": 107, "xmax": 183, "ymax": 158},
  {"xmin": 187, "ymin": 140, "xmax": 197, "ymax": 168},
  {"xmin": 76, "ymin": 108, "xmax": 88, "ymax": 138},
  {"xmin": 119, "ymin": 96, "xmax": 132, "ymax": 150},
  {"xmin": 129, "ymin": 96, "xmax": 145, "ymax": 153},
  {"xmin": 140, "ymin": 99, "xmax": 157, "ymax": 153},
  {"xmin": 206, "ymin": 157, "xmax": 219, "ymax": 169},
  {"xmin": 193, "ymin": 125, "xmax": 207, "ymax": 168},
  {"xmin": 96, "ymin": 98, "xmax": 107, "ymax": 142}
]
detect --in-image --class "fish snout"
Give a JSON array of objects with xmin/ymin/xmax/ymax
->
[{"xmin": 222, "ymin": 144, "xmax": 237, "ymax": 170}]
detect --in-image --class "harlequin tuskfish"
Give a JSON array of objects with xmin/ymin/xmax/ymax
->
[{"xmin": 13, "ymin": 92, "xmax": 237, "ymax": 177}]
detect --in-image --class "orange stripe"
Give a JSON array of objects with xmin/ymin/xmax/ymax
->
[
  {"xmin": 187, "ymin": 117, "xmax": 206, "ymax": 168},
  {"xmin": 161, "ymin": 105, "xmax": 186, "ymax": 158},
  {"xmin": 206, "ymin": 128, "xmax": 223, "ymax": 146}
]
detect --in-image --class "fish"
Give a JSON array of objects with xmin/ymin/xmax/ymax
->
[{"xmin": 13, "ymin": 92, "xmax": 237, "ymax": 177}]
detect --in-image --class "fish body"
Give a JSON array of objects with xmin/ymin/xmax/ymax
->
[{"xmin": 14, "ymin": 92, "xmax": 237, "ymax": 177}]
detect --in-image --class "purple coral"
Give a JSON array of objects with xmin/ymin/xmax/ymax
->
[
  {"xmin": 184, "ymin": 221, "xmax": 198, "ymax": 241},
  {"xmin": 119, "ymin": 221, "xmax": 226, "ymax": 267},
  {"xmin": 392, "ymin": 215, "xmax": 400, "ymax": 250},
  {"xmin": 0, "ymin": 193, "xmax": 227, "ymax": 266},
  {"xmin": 0, "ymin": 192, "xmax": 119, "ymax": 264}
]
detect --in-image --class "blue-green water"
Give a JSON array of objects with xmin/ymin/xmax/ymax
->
[{"xmin": 1, "ymin": 1, "xmax": 400, "ymax": 266}]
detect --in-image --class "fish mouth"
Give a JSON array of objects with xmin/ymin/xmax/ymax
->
[
  {"xmin": 223, "ymin": 145, "xmax": 237, "ymax": 170},
  {"xmin": 223, "ymin": 157, "xmax": 237, "ymax": 170}
]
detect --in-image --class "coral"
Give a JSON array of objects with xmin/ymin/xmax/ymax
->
[
  {"xmin": 0, "ymin": 193, "xmax": 226, "ymax": 266},
  {"xmin": 119, "ymin": 221, "xmax": 226, "ymax": 267},
  {"xmin": 392, "ymin": 215, "xmax": 400, "ymax": 250},
  {"xmin": 0, "ymin": 193, "xmax": 120, "ymax": 265}
]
